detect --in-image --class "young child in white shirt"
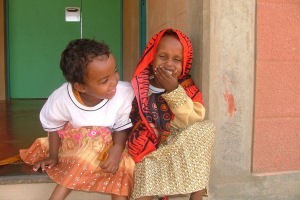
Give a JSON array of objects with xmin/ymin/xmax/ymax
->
[{"xmin": 20, "ymin": 39, "xmax": 135, "ymax": 200}]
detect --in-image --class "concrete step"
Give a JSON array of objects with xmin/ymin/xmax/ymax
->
[
  {"xmin": 0, "ymin": 183, "xmax": 112, "ymax": 200},
  {"xmin": 0, "ymin": 164, "xmax": 192, "ymax": 200},
  {"xmin": 0, "ymin": 183, "xmax": 191, "ymax": 200},
  {"xmin": 0, "ymin": 163, "xmax": 111, "ymax": 200}
]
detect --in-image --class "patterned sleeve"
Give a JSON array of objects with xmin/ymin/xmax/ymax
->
[{"xmin": 162, "ymin": 85, "xmax": 206, "ymax": 129}]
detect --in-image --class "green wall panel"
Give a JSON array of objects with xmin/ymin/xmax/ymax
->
[
  {"xmin": 8, "ymin": 0, "xmax": 121, "ymax": 98},
  {"xmin": 82, "ymin": 0, "xmax": 122, "ymax": 76}
]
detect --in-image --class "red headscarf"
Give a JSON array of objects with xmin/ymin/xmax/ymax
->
[{"xmin": 128, "ymin": 28, "xmax": 203, "ymax": 163}]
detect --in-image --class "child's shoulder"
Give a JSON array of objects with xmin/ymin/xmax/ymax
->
[
  {"xmin": 117, "ymin": 81, "xmax": 132, "ymax": 88},
  {"xmin": 115, "ymin": 81, "xmax": 134, "ymax": 98},
  {"xmin": 49, "ymin": 82, "xmax": 68, "ymax": 94},
  {"xmin": 117, "ymin": 81, "xmax": 133, "ymax": 92},
  {"xmin": 46, "ymin": 82, "xmax": 69, "ymax": 100}
]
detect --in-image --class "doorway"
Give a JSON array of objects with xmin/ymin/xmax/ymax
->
[{"xmin": 6, "ymin": 0, "xmax": 122, "ymax": 98}]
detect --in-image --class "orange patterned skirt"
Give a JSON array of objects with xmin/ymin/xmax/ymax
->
[{"xmin": 20, "ymin": 124, "xmax": 135, "ymax": 196}]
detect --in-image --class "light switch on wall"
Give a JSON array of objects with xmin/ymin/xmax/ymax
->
[{"xmin": 65, "ymin": 7, "xmax": 80, "ymax": 22}]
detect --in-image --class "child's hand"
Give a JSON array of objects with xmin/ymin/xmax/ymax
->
[
  {"xmin": 154, "ymin": 65, "xmax": 179, "ymax": 92},
  {"xmin": 33, "ymin": 157, "xmax": 58, "ymax": 172},
  {"xmin": 100, "ymin": 144, "xmax": 123, "ymax": 173}
]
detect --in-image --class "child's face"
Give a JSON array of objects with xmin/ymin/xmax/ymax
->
[
  {"xmin": 77, "ymin": 54, "xmax": 119, "ymax": 104},
  {"xmin": 152, "ymin": 35, "xmax": 183, "ymax": 78}
]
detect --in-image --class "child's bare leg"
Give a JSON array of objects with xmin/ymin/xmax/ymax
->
[
  {"xmin": 49, "ymin": 184, "xmax": 71, "ymax": 200},
  {"xmin": 190, "ymin": 188, "xmax": 206, "ymax": 200}
]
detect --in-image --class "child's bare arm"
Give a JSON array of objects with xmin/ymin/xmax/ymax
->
[
  {"xmin": 33, "ymin": 131, "xmax": 60, "ymax": 171},
  {"xmin": 100, "ymin": 130, "xmax": 128, "ymax": 173}
]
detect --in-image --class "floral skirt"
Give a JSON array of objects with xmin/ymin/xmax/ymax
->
[
  {"xmin": 20, "ymin": 124, "xmax": 135, "ymax": 196},
  {"xmin": 131, "ymin": 120, "xmax": 215, "ymax": 199}
]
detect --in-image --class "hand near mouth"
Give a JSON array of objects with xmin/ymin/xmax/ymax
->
[{"xmin": 153, "ymin": 66, "xmax": 178, "ymax": 92}]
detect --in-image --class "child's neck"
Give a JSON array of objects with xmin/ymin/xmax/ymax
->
[
  {"xmin": 150, "ymin": 78, "xmax": 162, "ymax": 89},
  {"xmin": 72, "ymin": 87, "xmax": 102, "ymax": 107}
]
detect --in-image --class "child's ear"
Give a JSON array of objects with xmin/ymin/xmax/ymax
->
[{"xmin": 73, "ymin": 82, "xmax": 86, "ymax": 93}]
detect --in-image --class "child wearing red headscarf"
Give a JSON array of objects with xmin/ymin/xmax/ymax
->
[{"xmin": 128, "ymin": 29, "xmax": 215, "ymax": 200}]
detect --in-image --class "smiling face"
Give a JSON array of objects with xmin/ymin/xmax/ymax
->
[
  {"xmin": 74, "ymin": 54, "xmax": 119, "ymax": 106},
  {"xmin": 151, "ymin": 35, "xmax": 183, "ymax": 79}
]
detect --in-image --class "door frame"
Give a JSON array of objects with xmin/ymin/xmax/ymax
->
[{"xmin": 0, "ymin": 0, "xmax": 6, "ymax": 100}]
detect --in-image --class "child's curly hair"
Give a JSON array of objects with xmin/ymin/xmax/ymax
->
[{"xmin": 60, "ymin": 39, "xmax": 111, "ymax": 84}]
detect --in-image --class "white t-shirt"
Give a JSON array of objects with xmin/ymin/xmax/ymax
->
[{"xmin": 40, "ymin": 81, "xmax": 135, "ymax": 132}]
